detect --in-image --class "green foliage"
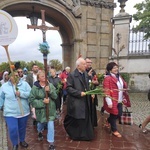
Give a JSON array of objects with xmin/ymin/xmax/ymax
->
[
  {"xmin": 132, "ymin": 0, "xmax": 150, "ymax": 39},
  {"xmin": 26, "ymin": 61, "xmax": 44, "ymax": 71},
  {"xmin": 0, "ymin": 60, "xmax": 62, "ymax": 73},
  {"xmin": 120, "ymin": 73, "xmax": 130, "ymax": 84},
  {"xmin": 0, "ymin": 61, "xmax": 44, "ymax": 73},
  {"xmin": 97, "ymin": 73, "xmax": 105, "ymax": 84},
  {"xmin": 0, "ymin": 62, "xmax": 10, "ymax": 72},
  {"xmin": 49, "ymin": 59, "xmax": 62, "ymax": 71},
  {"xmin": 85, "ymin": 86, "xmax": 104, "ymax": 95},
  {"xmin": 56, "ymin": 81, "xmax": 63, "ymax": 94}
]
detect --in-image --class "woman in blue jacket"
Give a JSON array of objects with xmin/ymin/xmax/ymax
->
[{"xmin": 0, "ymin": 72, "xmax": 31, "ymax": 150}]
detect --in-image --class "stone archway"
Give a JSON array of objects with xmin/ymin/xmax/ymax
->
[{"xmin": 0, "ymin": 0, "xmax": 116, "ymax": 71}]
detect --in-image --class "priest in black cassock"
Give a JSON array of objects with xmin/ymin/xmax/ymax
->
[
  {"xmin": 85, "ymin": 58, "xmax": 99, "ymax": 127},
  {"xmin": 64, "ymin": 57, "xmax": 94, "ymax": 141}
]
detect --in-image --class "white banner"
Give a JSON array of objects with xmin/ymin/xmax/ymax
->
[{"xmin": 0, "ymin": 10, "xmax": 18, "ymax": 46}]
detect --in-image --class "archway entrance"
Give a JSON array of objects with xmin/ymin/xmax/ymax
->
[
  {"xmin": 1, "ymin": 1, "xmax": 80, "ymax": 70},
  {"xmin": 0, "ymin": 16, "xmax": 62, "ymax": 65}
]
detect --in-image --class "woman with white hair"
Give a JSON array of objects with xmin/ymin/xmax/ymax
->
[{"xmin": 0, "ymin": 71, "xmax": 9, "ymax": 85}]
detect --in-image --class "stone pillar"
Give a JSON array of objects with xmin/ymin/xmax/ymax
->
[
  {"xmin": 61, "ymin": 39, "xmax": 82, "ymax": 71},
  {"xmin": 112, "ymin": 0, "xmax": 132, "ymax": 57},
  {"xmin": 61, "ymin": 43, "xmax": 72, "ymax": 69}
]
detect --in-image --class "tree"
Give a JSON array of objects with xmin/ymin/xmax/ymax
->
[
  {"xmin": 0, "ymin": 61, "xmax": 44, "ymax": 73},
  {"xmin": 26, "ymin": 61, "xmax": 44, "ymax": 71},
  {"xmin": 0, "ymin": 62, "xmax": 10, "ymax": 72},
  {"xmin": 49, "ymin": 59, "xmax": 62, "ymax": 71},
  {"xmin": 132, "ymin": 0, "xmax": 150, "ymax": 39}
]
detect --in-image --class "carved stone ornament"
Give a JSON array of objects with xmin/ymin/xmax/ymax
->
[
  {"xmin": 83, "ymin": 0, "xmax": 116, "ymax": 9},
  {"xmin": 57, "ymin": 0, "xmax": 82, "ymax": 17},
  {"xmin": 57, "ymin": 0, "xmax": 116, "ymax": 17}
]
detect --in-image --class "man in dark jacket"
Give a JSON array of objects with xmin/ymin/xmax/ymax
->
[
  {"xmin": 48, "ymin": 68, "xmax": 62, "ymax": 114},
  {"xmin": 26, "ymin": 64, "xmax": 39, "ymax": 125},
  {"xmin": 26, "ymin": 64, "xmax": 39, "ymax": 87},
  {"xmin": 85, "ymin": 58, "xmax": 99, "ymax": 127},
  {"xmin": 64, "ymin": 57, "xmax": 94, "ymax": 141}
]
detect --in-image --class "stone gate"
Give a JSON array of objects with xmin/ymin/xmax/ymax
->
[{"xmin": 0, "ymin": 0, "xmax": 116, "ymax": 71}]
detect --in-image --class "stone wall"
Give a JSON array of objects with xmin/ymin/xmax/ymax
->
[{"xmin": 80, "ymin": 2, "xmax": 114, "ymax": 72}]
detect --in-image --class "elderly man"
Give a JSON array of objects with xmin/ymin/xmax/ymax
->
[{"xmin": 64, "ymin": 57, "xmax": 94, "ymax": 141}]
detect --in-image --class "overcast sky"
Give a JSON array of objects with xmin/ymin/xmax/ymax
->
[{"xmin": 0, "ymin": 0, "xmax": 143, "ymax": 64}]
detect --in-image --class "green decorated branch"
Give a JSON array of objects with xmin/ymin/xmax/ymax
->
[
  {"xmin": 39, "ymin": 42, "xmax": 50, "ymax": 56},
  {"xmin": 85, "ymin": 86, "xmax": 104, "ymax": 95},
  {"xmin": 56, "ymin": 81, "xmax": 63, "ymax": 94}
]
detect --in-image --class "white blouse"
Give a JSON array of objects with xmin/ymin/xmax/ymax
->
[{"xmin": 105, "ymin": 73, "xmax": 124, "ymax": 105}]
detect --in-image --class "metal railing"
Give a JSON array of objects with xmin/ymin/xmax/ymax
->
[{"xmin": 129, "ymin": 29, "xmax": 150, "ymax": 55}]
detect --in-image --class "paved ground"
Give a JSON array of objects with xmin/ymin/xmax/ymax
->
[
  {"xmin": 0, "ymin": 110, "xmax": 7, "ymax": 150},
  {"xmin": 0, "ymin": 93, "xmax": 150, "ymax": 150},
  {"xmin": 97, "ymin": 93, "xmax": 150, "ymax": 130}
]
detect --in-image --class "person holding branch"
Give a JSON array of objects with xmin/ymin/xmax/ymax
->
[
  {"xmin": 29, "ymin": 71, "xmax": 57, "ymax": 150},
  {"xmin": 0, "ymin": 71, "xmax": 31, "ymax": 150},
  {"xmin": 64, "ymin": 57, "xmax": 94, "ymax": 141},
  {"xmin": 103, "ymin": 62, "xmax": 131, "ymax": 138},
  {"xmin": 0, "ymin": 10, "xmax": 31, "ymax": 150}
]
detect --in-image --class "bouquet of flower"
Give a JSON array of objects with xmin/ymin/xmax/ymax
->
[
  {"xmin": 89, "ymin": 73, "xmax": 105, "ymax": 90},
  {"xmin": 39, "ymin": 42, "xmax": 50, "ymax": 55},
  {"xmin": 97, "ymin": 73, "xmax": 105, "ymax": 84},
  {"xmin": 89, "ymin": 80, "xmax": 95, "ymax": 90}
]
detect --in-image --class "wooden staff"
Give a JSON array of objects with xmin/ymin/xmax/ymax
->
[
  {"xmin": 27, "ymin": 9, "xmax": 59, "ymax": 121},
  {"xmin": 3, "ymin": 45, "xmax": 24, "ymax": 116},
  {"xmin": 43, "ymin": 54, "xmax": 49, "ymax": 121}
]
